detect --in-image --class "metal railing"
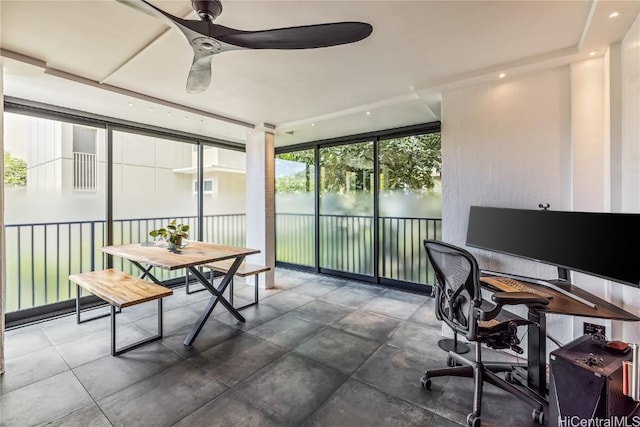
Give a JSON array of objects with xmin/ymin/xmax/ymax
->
[
  {"xmin": 276, "ymin": 213, "xmax": 442, "ymax": 285},
  {"xmin": 4, "ymin": 214, "xmax": 246, "ymax": 313},
  {"xmin": 73, "ymin": 152, "xmax": 97, "ymax": 192},
  {"xmin": 5, "ymin": 212, "xmax": 441, "ymax": 314}
]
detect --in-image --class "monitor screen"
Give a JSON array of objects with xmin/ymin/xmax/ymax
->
[{"xmin": 466, "ymin": 206, "xmax": 640, "ymax": 287}]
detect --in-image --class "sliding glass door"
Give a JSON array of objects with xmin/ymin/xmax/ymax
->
[
  {"xmin": 319, "ymin": 141, "xmax": 374, "ymax": 277},
  {"xmin": 378, "ymin": 134, "xmax": 442, "ymax": 285},
  {"xmin": 274, "ymin": 126, "xmax": 442, "ymax": 291}
]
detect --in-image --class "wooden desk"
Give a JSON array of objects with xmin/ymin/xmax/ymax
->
[
  {"xmin": 480, "ymin": 276, "xmax": 640, "ymax": 396},
  {"xmin": 101, "ymin": 241, "xmax": 259, "ymax": 345}
]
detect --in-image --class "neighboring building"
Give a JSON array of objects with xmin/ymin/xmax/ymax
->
[{"xmin": 3, "ymin": 113, "xmax": 246, "ymax": 225}]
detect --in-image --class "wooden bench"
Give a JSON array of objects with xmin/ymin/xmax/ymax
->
[
  {"xmin": 188, "ymin": 260, "xmax": 269, "ymax": 309},
  {"xmin": 69, "ymin": 268, "xmax": 173, "ymax": 356}
]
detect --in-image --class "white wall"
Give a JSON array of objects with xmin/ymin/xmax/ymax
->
[
  {"xmin": 441, "ymin": 12, "xmax": 640, "ymax": 346},
  {"xmin": 618, "ymin": 12, "xmax": 640, "ymax": 344}
]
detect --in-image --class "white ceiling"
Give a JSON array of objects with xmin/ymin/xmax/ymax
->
[{"xmin": 1, "ymin": 1, "xmax": 638, "ymax": 147}]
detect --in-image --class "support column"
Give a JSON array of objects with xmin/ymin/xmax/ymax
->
[
  {"xmin": 1, "ymin": 50, "xmax": 6, "ymax": 375},
  {"xmin": 245, "ymin": 129, "xmax": 275, "ymax": 289}
]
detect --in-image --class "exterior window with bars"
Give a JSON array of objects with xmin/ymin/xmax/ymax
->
[{"xmin": 72, "ymin": 126, "xmax": 97, "ymax": 192}]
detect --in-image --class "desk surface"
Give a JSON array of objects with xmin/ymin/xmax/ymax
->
[
  {"xmin": 480, "ymin": 276, "xmax": 640, "ymax": 322},
  {"xmin": 101, "ymin": 241, "xmax": 260, "ymax": 271}
]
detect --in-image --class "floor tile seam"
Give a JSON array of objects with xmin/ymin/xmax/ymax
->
[
  {"xmin": 41, "ymin": 324, "xmax": 107, "ymax": 347},
  {"xmin": 360, "ymin": 305, "xmax": 421, "ymax": 322},
  {"xmin": 39, "ymin": 401, "xmax": 115, "ymax": 427},
  {"xmin": 182, "ymin": 357, "xmax": 234, "ymax": 393},
  {"xmin": 166, "ymin": 388, "xmax": 279, "ymax": 427},
  {"xmin": 67, "ymin": 364, "xmax": 116, "ymax": 426},
  {"xmin": 53, "ymin": 319, "xmax": 153, "ymax": 357},
  {"xmin": 0, "ymin": 349, "xmax": 73, "ymax": 396},
  {"xmin": 350, "ymin": 375, "xmax": 440, "ymax": 416},
  {"xmin": 79, "ymin": 349, "xmax": 186, "ymax": 404},
  {"xmin": 295, "ymin": 372, "xmax": 352, "ymax": 427},
  {"xmin": 292, "ymin": 306, "xmax": 355, "ymax": 326},
  {"xmin": 228, "ymin": 348, "xmax": 349, "ymax": 424},
  {"xmin": 349, "ymin": 372, "xmax": 439, "ymax": 417}
]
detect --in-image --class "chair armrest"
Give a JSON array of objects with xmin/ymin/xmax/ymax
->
[{"xmin": 491, "ymin": 292, "xmax": 549, "ymax": 306}]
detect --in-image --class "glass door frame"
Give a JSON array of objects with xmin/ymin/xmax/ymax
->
[{"xmin": 275, "ymin": 122, "xmax": 441, "ymax": 294}]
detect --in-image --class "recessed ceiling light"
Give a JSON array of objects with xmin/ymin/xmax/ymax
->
[
  {"xmin": 365, "ymin": 111, "xmax": 371, "ymax": 116},
  {"xmin": 200, "ymin": 119, "xmax": 204, "ymax": 124},
  {"xmin": 498, "ymin": 73, "xmax": 506, "ymax": 79},
  {"xmin": 184, "ymin": 115, "xmax": 189, "ymax": 120},
  {"xmin": 167, "ymin": 111, "xmax": 172, "ymax": 116},
  {"xmin": 127, "ymin": 102, "xmax": 133, "ymax": 107},
  {"xmin": 148, "ymin": 107, "xmax": 154, "ymax": 112},
  {"xmin": 311, "ymin": 123, "xmax": 315, "ymax": 127},
  {"xmin": 609, "ymin": 11, "xmax": 620, "ymax": 18},
  {"xmin": 589, "ymin": 50, "xmax": 600, "ymax": 56}
]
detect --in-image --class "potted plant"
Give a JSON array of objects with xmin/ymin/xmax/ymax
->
[{"xmin": 149, "ymin": 220, "xmax": 190, "ymax": 251}]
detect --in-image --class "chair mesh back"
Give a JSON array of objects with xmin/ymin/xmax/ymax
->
[{"xmin": 424, "ymin": 240, "xmax": 480, "ymax": 338}]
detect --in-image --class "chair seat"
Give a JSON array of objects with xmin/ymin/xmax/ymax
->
[{"xmin": 478, "ymin": 303, "xmax": 530, "ymax": 331}]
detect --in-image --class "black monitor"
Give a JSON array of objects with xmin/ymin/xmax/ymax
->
[{"xmin": 466, "ymin": 206, "xmax": 640, "ymax": 288}]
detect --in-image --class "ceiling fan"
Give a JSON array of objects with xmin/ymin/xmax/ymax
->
[{"xmin": 117, "ymin": 0, "xmax": 373, "ymax": 93}]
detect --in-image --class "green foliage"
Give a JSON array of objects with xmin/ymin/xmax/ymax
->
[
  {"xmin": 149, "ymin": 220, "xmax": 190, "ymax": 245},
  {"xmin": 276, "ymin": 150, "xmax": 314, "ymax": 193},
  {"xmin": 379, "ymin": 133, "xmax": 441, "ymax": 193},
  {"xmin": 275, "ymin": 133, "xmax": 441, "ymax": 194},
  {"xmin": 4, "ymin": 152, "xmax": 27, "ymax": 186}
]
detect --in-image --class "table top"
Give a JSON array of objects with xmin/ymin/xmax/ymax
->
[
  {"xmin": 101, "ymin": 241, "xmax": 260, "ymax": 271},
  {"xmin": 480, "ymin": 276, "xmax": 640, "ymax": 322}
]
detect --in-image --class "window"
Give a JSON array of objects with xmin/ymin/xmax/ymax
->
[
  {"xmin": 193, "ymin": 178, "xmax": 216, "ymax": 195},
  {"xmin": 73, "ymin": 125, "xmax": 97, "ymax": 192}
]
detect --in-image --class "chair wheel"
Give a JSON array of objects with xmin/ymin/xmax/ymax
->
[
  {"xmin": 420, "ymin": 376, "xmax": 432, "ymax": 390},
  {"xmin": 447, "ymin": 356, "xmax": 456, "ymax": 367},
  {"xmin": 532, "ymin": 408, "xmax": 544, "ymax": 424},
  {"xmin": 504, "ymin": 372, "xmax": 515, "ymax": 383},
  {"xmin": 467, "ymin": 413, "xmax": 481, "ymax": 427}
]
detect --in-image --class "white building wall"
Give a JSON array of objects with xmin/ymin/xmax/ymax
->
[{"xmin": 441, "ymin": 12, "xmax": 640, "ymax": 346}]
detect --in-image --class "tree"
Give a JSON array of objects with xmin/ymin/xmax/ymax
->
[
  {"xmin": 4, "ymin": 152, "xmax": 27, "ymax": 186},
  {"xmin": 379, "ymin": 133, "xmax": 441, "ymax": 192},
  {"xmin": 275, "ymin": 133, "xmax": 441, "ymax": 194}
]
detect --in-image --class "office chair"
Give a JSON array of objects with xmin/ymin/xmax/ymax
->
[{"xmin": 421, "ymin": 240, "xmax": 548, "ymax": 427}]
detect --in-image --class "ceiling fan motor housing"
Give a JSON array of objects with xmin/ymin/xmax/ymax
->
[{"xmin": 191, "ymin": 0, "xmax": 222, "ymax": 22}]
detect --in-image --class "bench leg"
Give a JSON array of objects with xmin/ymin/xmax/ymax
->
[
  {"xmin": 76, "ymin": 284, "xmax": 117, "ymax": 324},
  {"xmin": 111, "ymin": 298, "xmax": 164, "ymax": 356},
  {"xmin": 185, "ymin": 269, "xmax": 207, "ymax": 295},
  {"xmin": 234, "ymin": 274, "xmax": 260, "ymax": 311}
]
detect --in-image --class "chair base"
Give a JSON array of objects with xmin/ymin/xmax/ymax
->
[{"xmin": 421, "ymin": 347, "xmax": 544, "ymax": 427}]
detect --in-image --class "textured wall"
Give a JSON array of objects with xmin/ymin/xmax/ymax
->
[
  {"xmin": 441, "ymin": 67, "xmax": 574, "ymax": 345},
  {"xmin": 441, "ymin": 13, "xmax": 640, "ymax": 346}
]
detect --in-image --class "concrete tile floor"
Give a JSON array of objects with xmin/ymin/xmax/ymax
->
[{"xmin": 0, "ymin": 268, "xmax": 546, "ymax": 427}]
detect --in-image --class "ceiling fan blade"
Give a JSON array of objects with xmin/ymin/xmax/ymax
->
[
  {"xmin": 116, "ymin": 0, "xmax": 180, "ymax": 28},
  {"xmin": 212, "ymin": 22, "xmax": 373, "ymax": 50},
  {"xmin": 186, "ymin": 51, "xmax": 214, "ymax": 93}
]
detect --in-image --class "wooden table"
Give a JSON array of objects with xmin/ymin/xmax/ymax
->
[
  {"xmin": 481, "ymin": 275, "xmax": 640, "ymax": 397},
  {"xmin": 101, "ymin": 241, "xmax": 259, "ymax": 345}
]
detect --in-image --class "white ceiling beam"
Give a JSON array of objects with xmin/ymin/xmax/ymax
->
[{"xmin": 0, "ymin": 48, "xmax": 254, "ymax": 129}]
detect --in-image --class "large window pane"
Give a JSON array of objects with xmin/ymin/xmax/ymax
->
[
  {"xmin": 112, "ymin": 131, "xmax": 195, "ymax": 281},
  {"xmin": 275, "ymin": 150, "xmax": 315, "ymax": 266},
  {"xmin": 378, "ymin": 133, "xmax": 442, "ymax": 285},
  {"xmin": 320, "ymin": 142, "xmax": 374, "ymax": 276},
  {"xmin": 201, "ymin": 145, "xmax": 246, "ymax": 246},
  {"xmin": 3, "ymin": 113, "xmax": 106, "ymax": 312}
]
